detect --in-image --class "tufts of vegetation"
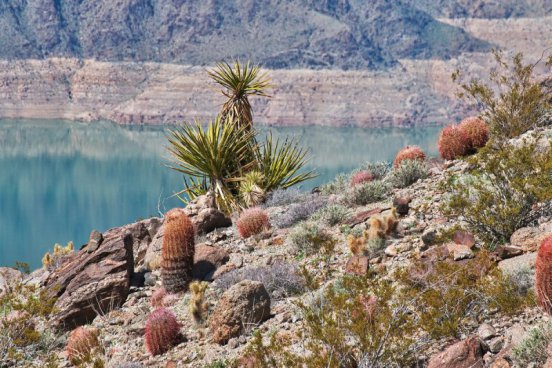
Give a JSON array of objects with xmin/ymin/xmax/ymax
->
[
  {"xmin": 42, "ymin": 241, "xmax": 74, "ymax": 271},
  {"xmin": 536, "ymin": 235, "xmax": 552, "ymax": 314},
  {"xmin": 442, "ymin": 136, "xmax": 552, "ymax": 246},
  {"xmin": 161, "ymin": 209, "xmax": 195, "ymax": 293},
  {"xmin": 289, "ymin": 222, "xmax": 336, "ymax": 256},
  {"xmin": 239, "ymin": 170, "xmax": 266, "ymax": 207},
  {"xmin": 512, "ymin": 321, "xmax": 552, "ymax": 367},
  {"xmin": 347, "ymin": 210, "xmax": 397, "ymax": 256},
  {"xmin": 144, "ymin": 308, "xmax": 180, "ymax": 356},
  {"xmin": 310, "ymin": 204, "xmax": 349, "ymax": 226},
  {"xmin": 66, "ymin": 326, "xmax": 102, "ymax": 366},
  {"xmin": 388, "ymin": 159, "xmax": 429, "ymax": 188},
  {"xmin": 360, "ymin": 161, "xmax": 391, "ymax": 180},
  {"xmin": 345, "ymin": 180, "xmax": 389, "ymax": 206},
  {"xmin": 320, "ymin": 173, "xmax": 348, "ymax": 195},
  {"xmin": 438, "ymin": 124, "xmax": 470, "ymax": 160},
  {"xmin": 458, "ymin": 116, "xmax": 489, "ymax": 149},
  {"xmin": 264, "ymin": 188, "xmax": 306, "ymax": 207},
  {"xmin": 453, "ymin": 50, "xmax": 552, "ymax": 140},
  {"xmin": 236, "ymin": 207, "xmax": 271, "ymax": 238},
  {"xmin": 393, "ymin": 145, "xmax": 426, "ymax": 168},
  {"xmin": 189, "ymin": 281, "xmax": 209, "ymax": 325},
  {"xmin": 272, "ymin": 197, "xmax": 327, "ymax": 229},
  {"xmin": 350, "ymin": 170, "xmax": 374, "ymax": 187},
  {"xmin": 214, "ymin": 262, "xmax": 305, "ymax": 299}
]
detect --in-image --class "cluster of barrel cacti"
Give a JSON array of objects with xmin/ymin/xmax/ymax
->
[
  {"xmin": 66, "ymin": 326, "xmax": 101, "ymax": 365},
  {"xmin": 438, "ymin": 116, "xmax": 489, "ymax": 160},
  {"xmin": 42, "ymin": 241, "xmax": 74, "ymax": 270},
  {"xmin": 236, "ymin": 207, "xmax": 271, "ymax": 238},
  {"xmin": 393, "ymin": 145, "xmax": 426, "ymax": 168},
  {"xmin": 161, "ymin": 209, "xmax": 195, "ymax": 293},
  {"xmin": 144, "ymin": 308, "xmax": 181, "ymax": 356}
]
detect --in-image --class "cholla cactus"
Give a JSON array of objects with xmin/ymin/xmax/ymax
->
[
  {"xmin": 42, "ymin": 241, "xmax": 75, "ymax": 270},
  {"xmin": 393, "ymin": 146, "xmax": 426, "ymax": 168},
  {"xmin": 189, "ymin": 281, "xmax": 209, "ymax": 325},
  {"xmin": 236, "ymin": 207, "xmax": 270, "ymax": 238},
  {"xmin": 161, "ymin": 209, "xmax": 195, "ymax": 293},
  {"xmin": 67, "ymin": 326, "xmax": 101, "ymax": 366},
  {"xmin": 240, "ymin": 171, "xmax": 266, "ymax": 207},
  {"xmin": 145, "ymin": 308, "xmax": 180, "ymax": 356},
  {"xmin": 536, "ymin": 236, "xmax": 552, "ymax": 314}
]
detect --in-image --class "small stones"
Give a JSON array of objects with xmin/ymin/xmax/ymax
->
[
  {"xmin": 345, "ymin": 256, "xmax": 369, "ymax": 276},
  {"xmin": 446, "ymin": 243, "xmax": 474, "ymax": 261},
  {"xmin": 421, "ymin": 228, "xmax": 437, "ymax": 246},
  {"xmin": 487, "ymin": 336, "xmax": 504, "ymax": 353},
  {"xmin": 384, "ymin": 245, "xmax": 398, "ymax": 257}
]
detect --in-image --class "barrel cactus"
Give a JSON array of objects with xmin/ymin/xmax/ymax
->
[
  {"xmin": 145, "ymin": 308, "xmax": 180, "ymax": 356},
  {"xmin": 67, "ymin": 326, "xmax": 101, "ymax": 365},
  {"xmin": 393, "ymin": 146, "xmax": 426, "ymax": 168},
  {"xmin": 350, "ymin": 170, "xmax": 374, "ymax": 187},
  {"xmin": 161, "ymin": 209, "xmax": 195, "ymax": 293},
  {"xmin": 236, "ymin": 207, "xmax": 270, "ymax": 238},
  {"xmin": 438, "ymin": 125, "xmax": 470, "ymax": 160},
  {"xmin": 536, "ymin": 236, "xmax": 552, "ymax": 314},
  {"xmin": 458, "ymin": 116, "xmax": 489, "ymax": 149}
]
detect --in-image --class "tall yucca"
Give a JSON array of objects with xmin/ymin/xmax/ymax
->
[{"xmin": 208, "ymin": 61, "xmax": 271, "ymax": 130}]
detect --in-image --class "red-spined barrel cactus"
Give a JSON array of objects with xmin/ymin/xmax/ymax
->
[
  {"xmin": 161, "ymin": 209, "xmax": 195, "ymax": 293},
  {"xmin": 438, "ymin": 125, "xmax": 470, "ymax": 160},
  {"xmin": 236, "ymin": 207, "xmax": 270, "ymax": 238},
  {"xmin": 351, "ymin": 170, "xmax": 374, "ymax": 187},
  {"xmin": 67, "ymin": 326, "xmax": 101, "ymax": 365},
  {"xmin": 145, "ymin": 308, "xmax": 180, "ymax": 356},
  {"xmin": 393, "ymin": 146, "xmax": 426, "ymax": 168},
  {"xmin": 536, "ymin": 236, "xmax": 552, "ymax": 314},
  {"xmin": 458, "ymin": 116, "xmax": 489, "ymax": 149}
]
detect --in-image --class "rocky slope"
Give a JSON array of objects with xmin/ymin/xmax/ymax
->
[{"xmin": 0, "ymin": 0, "xmax": 489, "ymax": 69}]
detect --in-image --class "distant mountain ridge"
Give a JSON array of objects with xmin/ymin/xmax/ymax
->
[{"xmin": 0, "ymin": 0, "xmax": 493, "ymax": 69}]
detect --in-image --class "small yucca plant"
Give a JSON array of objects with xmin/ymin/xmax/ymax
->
[{"xmin": 237, "ymin": 207, "xmax": 271, "ymax": 238}]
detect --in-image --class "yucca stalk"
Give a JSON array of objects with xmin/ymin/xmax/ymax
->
[
  {"xmin": 255, "ymin": 133, "xmax": 316, "ymax": 191},
  {"xmin": 208, "ymin": 61, "xmax": 271, "ymax": 130},
  {"xmin": 167, "ymin": 117, "xmax": 256, "ymax": 212}
]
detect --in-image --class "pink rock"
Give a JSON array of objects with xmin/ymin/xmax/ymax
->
[{"xmin": 427, "ymin": 336, "xmax": 484, "ymax": 368}]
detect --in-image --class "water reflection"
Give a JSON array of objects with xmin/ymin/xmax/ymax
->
[{"xmin": 0, "ymin": 119, "xmax": 441, "ymax": 268}]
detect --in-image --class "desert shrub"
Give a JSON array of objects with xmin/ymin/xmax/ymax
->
[
  {"xmin": 214, "ymin": 262, "xmax": 305, "ymax": 299},
  {"xmin": 442, "ymin": 136, "xmax": 552, "ymax": 246},
  {"xmin": 453, "ymin": 51, "xmax": 552, "ymax": 140},
  {"xmin": 438, "ymin": 124, "xmax": 470, "ymax": 160},
  {"xmin": 236, "ymin": 207, "xmax": 271, "ymax": 238},
  {"xmin": 393, "ymin": 146, "xmax": 426, "ymax": 168},
  {"xmin": 509, "ymin": 266, "xmax": 534, "ymax": 297},
  {"xmin": 458, "ymin": 116, "xmax": 489, "ymax": 148},
  {"xmin": 289, "ymin": 222, "xmax": 335, "ymax": 256},
  {"xmin": 361, "ymin": 161, "xmax": 391, "ymax": 180},
  {"xmin": 388, "ymin": 159, "xmax": 429, "ymax": 188},
  {"xmin": 265, "ymin": 188, "xmax": 306, "ymax": 207},
  {"xmin": 310, "ymin": 204, "xmax": 349, "ymax": 226},
  {"xmin": 345, "ymin": 180, "xmax": 389, "ymax": 206},
  {"xmin": 320, "ymin": 173, "xmax": 348, "ymax": 195},
  {"xmin": 350, "ymin": 170, "xmax": 374, "ymax": 187},
  {"xmin": 272, "ymin": 197, "xmax": 327, "ymax": 228},
  {"xmin": 512, "ymin": 322, "xmax": 552, "ymax": 367}
]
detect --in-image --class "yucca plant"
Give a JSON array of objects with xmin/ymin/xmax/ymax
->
[
  {"xmin": 208, "ymin": 61, "xmax": 271, "ymax": 130},
  {"xmin": 167, "ymin": 117, "xmax": 256, "ymax": 212}
]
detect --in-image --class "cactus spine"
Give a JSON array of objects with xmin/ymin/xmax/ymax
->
[
  {"xmin": 161, "ymin": 209, "xmax": 195, "ymax": 293},
  {"xmin": 145, "ymin": 308, "xmax": 180, "ymax": 356},
  {"xmin": 536, "ymin": 236, "xmax": 552, "ymax": 314}
]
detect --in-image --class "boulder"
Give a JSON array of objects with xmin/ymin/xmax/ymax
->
[
  {"xmin": 427, "ymin": 336, "xmax": 485, "ymax": 368},
  {"xmin": 45, "ymin": 227, "xmax": 134, "ymax": 330},
  {"xmin": 494, "ymin": 245, "xmax": 523, "ymax": 260},
  {"xmin": 393, "ymin": 196, "xmax": 411, "ymax": 216},
  {"xmin": 209, "ymin": 280, "xmax": 271, "ymax": 344},
  {"xmin": 446, "ymin": 243, "xmax": 474, "ymax": 261},
  {"xmin": 498, "ymin": 252, "xmax": 537, "ymax": 276},
  {"xmin": 193, "ymin": 244, "xmax": 230, "ymax": 281},
  {"xmin": 0, "ymin": 267, "xmax": 23, "ymax": 296},
  {"xmin": 510, "ymin": 222, "xmax": 552, "ymax": 252}
]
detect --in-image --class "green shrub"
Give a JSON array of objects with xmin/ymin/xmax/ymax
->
[
  {"xmin": 360, "ymin": 161, "xmax": 391, "ymax": 180},
  {"xmin": 453, "ymin": 51, "xmax": 551, "ymax": 140},
  {"xmin": 289, "ymin": 222, "xmax": 335, "ymax": 256},
  {"xmin": 512, "ymin": 322, "xmax": 552, "ymax": 367},
  {"xmin": 320, "ymin": 173, "xmax": 348, "ymax": 195},
  {"xmin": 442, "ymin": 136, "xmax": 552, "ymax": 246},
  {"xmin": 388, "ymin": 159, "xmax": 429, "ymax": 188},
  {"xmin": 310, "ymin": 204, "xmax": 349, "ymax": 226},
  {"xmin": 345, "ymin": 180, "xmax": 389, "ymax": 206}
]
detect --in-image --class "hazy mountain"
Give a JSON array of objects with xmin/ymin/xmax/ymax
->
[{"xmin": 0, "ymin": 0, "xmax": 491, "ymax": 69}]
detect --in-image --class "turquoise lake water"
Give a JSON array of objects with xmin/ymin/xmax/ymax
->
[{"xmin": 0, "ymin": 119, "xmax": 442, "ymax": 268}]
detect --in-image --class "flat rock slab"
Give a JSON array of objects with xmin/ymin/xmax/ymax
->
[
  {"xmin": 45, "ymin": 227, "xmax": 134, "ymax": 330},
  {"xmin": 498, "ymin": 252, "xmax": 537, "ymax": 276}
]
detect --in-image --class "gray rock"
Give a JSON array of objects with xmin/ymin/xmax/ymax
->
[
  {"xmin": 487, "ymin": 336, "xmax": 504, "ymax": 353},
  {"xmin": 0, "ymin": 267, "xmax": 23, "ymax": 297},
  {"xmin": 498, "ymin": 253, "xmax": 537, "ymax": 276},
  {"xmin": 143, "ymin": 272, "xmax": 157, "ymax": 287},
  {"xmin": 477, "ymin": 323, "xmax": 496, "ymax": 341}
]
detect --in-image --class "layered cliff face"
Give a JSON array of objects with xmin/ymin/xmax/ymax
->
[{"xmin": 0, "ymin": 0, "xmax": 489, "ymax": 69}]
